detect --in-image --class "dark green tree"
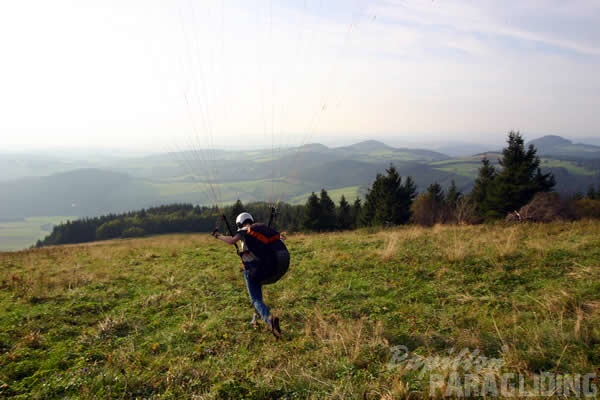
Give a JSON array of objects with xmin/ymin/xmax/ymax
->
[
  {"xmin": 487, "ymin": 131, "xmax": 555, "ymax": 217},
  {"xmin": 427, "ymin": 182, "xmax": 445, "ymax": 204},
  {"xmin": 428, "ymin": 182, "xmax": 447, "ymax": 223},
  {"xmin": 397, "ymin": 176, "xmax": 417, "ymax": 224},
  {"xmin": 587, "ymin": 184, "xmax": 599, "ymax": 200},
  {"xmin": 445, "ymin": 179, "xmax": 462, "ymax": 211},
  {"xmin": 319, "ymin": 188, "xmax": 337, "ymax": 231},
  {"xmin": 351, "ymin": 197, "xmax": 363, "ymax": 228},
  {"xmin": 302, "ymin": 192, "xmax": 321, "ymax": 231},
  {"xmin": 363, "ymin": 164, "xmax": 417, "ymax": 226},
  {"xmin": 230, "ymin": 199, "xmax": 245, "ymax": 225},
  {"xmin": 471, "ymin": 156, "xmax": 497, "ymax": 218},
  {"xmin": 337, "ymin": 195, "xmax": 353, "ymax": 230}
]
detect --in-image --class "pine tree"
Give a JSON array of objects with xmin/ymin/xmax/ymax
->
[
  {"xmin": 471, "ymin": 156, "xmax": 497, "ymax": 218},
  {"xmin": 427, "ymin": 182, "xmax": 446, "ymax": 223},
  {"xmin": 363, "ymin": 164, "xmax": 416, "ymax": 226},
  {"xmin": 318, "ymin": 188, "xmax": 337, "ymax": 231},
  {"xmin": 488, "ymin": 131, "xmax": 555, "ymax": 216},
  {"xmin": 397, "ymin": 175, "xmax": 417, "ymax": 224},
  {"xmin": 446, "ymin": 180, "xmax": 462, "ymax": 211},
  {"xmin": 337, "ymin": 195, "xmax": 353, "ymax": 230},
  {"xmin": 302, "ymin": 192, "xmax": 321, "ymax": 231},
  {"xmin": 587, "ymin": 184, "xmax": 598, "ymax": 200},
  {"xmin": 230, "ymin": 199, "xmax": 245, "ymax": 226},
  {"xmin": 351, "ymin": 197, "xmax": 362, "ymax": 228}
]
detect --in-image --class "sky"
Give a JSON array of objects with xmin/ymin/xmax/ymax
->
[{"xmin": 1, "ymin": 0, "xmax": 599, "ymax": 152}]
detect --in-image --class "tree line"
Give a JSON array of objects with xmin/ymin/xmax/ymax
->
[{"xmin": 36, "ymin": 131, "xmax": 600, "ymax": 247}]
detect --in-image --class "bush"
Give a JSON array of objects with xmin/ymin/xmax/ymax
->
[
  {"xmin": 95, "ymin": 219, "xmax": 125, "ymax": 240},
  {"xmin": 505, "ymin": 192, "xmax": 575, "ymax": 222},
  {"xmin": 573, "ymin": 198, "xmax": 600, "ymax": 219},
  {"xmin": 121, "ymin": 226, "xmax": 146, "ymax": 238}
]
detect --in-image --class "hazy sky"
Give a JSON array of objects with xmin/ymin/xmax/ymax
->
[{"xmin": 1, "ymin": 0, "xmax": 599, "ymax": 152}]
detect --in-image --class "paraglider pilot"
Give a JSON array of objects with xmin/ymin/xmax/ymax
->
[{"xmin": 213, "ymin": 212, "xmax": 289, "ymax": 339}]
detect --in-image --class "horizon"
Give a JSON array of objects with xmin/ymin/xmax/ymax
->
[
  {"xmin": 2, "ymin": 133, "xmax": 598, "ymax": 157},
  {"xmin": 1, "ymin": 1, "xmax": 599, "ymax": 152}
]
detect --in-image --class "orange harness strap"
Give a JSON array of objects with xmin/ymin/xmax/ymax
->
[{"xmin": 247, "ymin": 227, "xmax": 280, "ymax": 244}]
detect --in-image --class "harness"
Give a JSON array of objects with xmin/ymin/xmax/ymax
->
[{"xmin": 247, "ymin": 226, "xmax": 281, "ymax": 244}]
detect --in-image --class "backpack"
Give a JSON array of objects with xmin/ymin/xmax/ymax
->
[{"xmin": 240, "ymin": 223, "xmax": 289, "ymax": 284}]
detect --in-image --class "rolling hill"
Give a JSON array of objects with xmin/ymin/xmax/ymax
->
[
  {"xmin": 528, "ymin": 135, "xmax": 600, "ymax": 158},
  {"xmin": 0, "ymin": 169, "xmax": 159, "ymax": 220},
  {"xmin": 1, "ymin": 137, "xmax": 598, "ymax": 224}
]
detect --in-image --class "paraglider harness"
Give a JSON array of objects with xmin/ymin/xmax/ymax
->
[{"xmin": 219, "ymin": 207, "xmax": 289, "ymax": 285}]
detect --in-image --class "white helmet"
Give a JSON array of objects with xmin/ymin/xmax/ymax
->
[{"xmin": 236, "ymin": 212, "xmax": 254, "ymax": 228}]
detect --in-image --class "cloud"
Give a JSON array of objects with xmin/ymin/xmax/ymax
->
[
  {"xmin": 1, "ymin": 0, "xmax": 599, "ymax": 150},
  {"xmin": 369, "ymin": 0, "xmax": 600, "ymax": 58}
]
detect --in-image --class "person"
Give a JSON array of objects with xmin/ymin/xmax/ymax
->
[{"xmin": 212, "ymin": 212, "xmax": 289, "ymax": 339}]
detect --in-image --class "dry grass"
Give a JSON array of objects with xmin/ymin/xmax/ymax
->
[
  {"xmin": 304, "ymin": 310, "xmax": 388, "ymax": 362},
  {"xmin": 1, "ymin": 222, "xmax": 599, "ymax": 399}
]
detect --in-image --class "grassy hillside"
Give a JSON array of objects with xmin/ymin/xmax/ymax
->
[{"xmin": 1, "ymin": 221, "xmax": 599, "ymax": 398}]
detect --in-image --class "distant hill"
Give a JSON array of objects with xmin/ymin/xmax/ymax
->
[
  {"xmin": 1, "ymin": 137, "xmax": 599, "ymax": 220},
  {"xmin": 431, "ymin": 142, "xmax": 495, "ymax": 157},
  {"xmin": 296, "ymin": 143, "xmax": 330, "ymax": 153},
  {"xmin": 0, "ymin": 154, "xmax": 88, "ymax": 181},
  {"xmin": 528, "ymin": 135, "xmax": 600, "ymax": 158},
  {"xmin": 0, "ymin": 169, "xmax": 159, "ymax": 219},
  {"xmin": 339, "ymin": 139, "xmax": 394, "ymax": 153},
  {"xmin": 337, "ymin": 140, "xmax": 448, "ymax": 161},
  {"xmin": 575, "ymin": 137, "xmax": 600, "ymax": 146}
]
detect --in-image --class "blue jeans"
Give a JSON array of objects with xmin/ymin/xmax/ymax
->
[{"xmin": 243, "ymin": 267, "xmax": 270, "ymax": 323}]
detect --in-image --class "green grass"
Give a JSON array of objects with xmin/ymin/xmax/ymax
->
[
  {"xmin": 539, "ymin": 159, "xmax": 596, "ymax": 175},
  {"xmin": 1, "ymin": 221, "xmax": 599, "ymax": 398},
  {"xmin": 430, "ymin": 160, "xmax": 482, "ymax": 178},
  {"xmin": 0, "ymin": 217, "xmax": 75, "ymax": 251},
  {"xmin": 430, "ymin": 157, "xmax": 597, "ymax": 179},
  {"xmin": 289, "ymin": 186, "xmax": 362, "ymax": 204}
]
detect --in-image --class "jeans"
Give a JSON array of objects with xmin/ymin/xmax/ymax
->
[{"xmin": 243, "ymin": 267, "xmax": 270, "ymax": 323}]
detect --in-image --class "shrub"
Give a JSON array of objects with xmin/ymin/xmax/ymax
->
[
  {"xmin": 506, "ymin": 192, "xmax": 575, "ymax": 222},
  {"xmin": 573, "ymin": 198, "xmax": 600, "ymax": 219},
  {"xmin": 121, "ymin": 226, "xmax": 146, "ymax": 238}
]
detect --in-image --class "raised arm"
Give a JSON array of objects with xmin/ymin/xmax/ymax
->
[{"xmin": 213, "ymin": 232, "xmax": 242, "ymax": 245}]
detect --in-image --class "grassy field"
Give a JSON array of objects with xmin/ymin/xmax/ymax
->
[
  {"xmin": 539, "ymin": 159, "xmax": 597, "ymax": 176},
  {"xmin": 430, "ymin": 156, "xmax": 598, "ymax": 180},
  {"xmin": 0, "ymin": 217, "xmax": 75, "ymax": 252},
  {"xmin": 429, "ymin": 160, "xmax": 482, "ymax": 179},
  {"xmin": 288, "ymin": 186, "xmax": 363, "ymax": 205},
  {"xmin": 1, "ymin": 221, "xmax": 599, "ymax": 398}
]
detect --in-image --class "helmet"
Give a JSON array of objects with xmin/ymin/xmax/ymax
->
[{"xmin": 236, "ymin": 212, "xmax": 254, "ymax": 228}]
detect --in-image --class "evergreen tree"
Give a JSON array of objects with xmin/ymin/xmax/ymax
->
[
  {"xmin": 351, "ymin": 197, "xmax": 362, "ymax": 228},
  {"xmin": 302, "ymin": 192, "xmax": 321, "ymax": 231},
  {"xmin": 487, "ymin": 131, "xmax": 555, "ymax": 217},
  {"xmin": 471, "ymin": 156, "xmax": 497, "ymax": 218},
  {"xmin": 230, "ymin": 199, "xmax": 245, "ymax": 225},
  {"xmin": 427, "ymin": 182, "xmax": 445, "ymax": 204},
  {"xmin": 587, "ymin": 184, "xmax": 598, "ymax": 200},
  {"xmin": 427, "ymin": 182, "xmax": 447, "ymax": 223},
  {"xmin": 363, "ymin": 164, "xmax": 416, "ymax": 226},
  {"xmin": 446, "ymin": 179, "xmax": 462, "ymax": 211},
  {"xmin": 337, "ymin": 195, "xmax": 353, "ymax": 230},
  {"xmin": 319, "ymin": 188, "xmax": 337, "ymax": 231},
  {"xmin": 397, "ymin": 175, "xmax": 417, "ymax": 224}
]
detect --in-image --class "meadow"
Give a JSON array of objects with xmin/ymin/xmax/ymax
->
[
  {"xmin": 0, "ymin": 217, "xmax": 74, "ymax": 252},
  {"xmin": 0, "ymin": 221, "xmax": 599, "ymax": 398}
]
